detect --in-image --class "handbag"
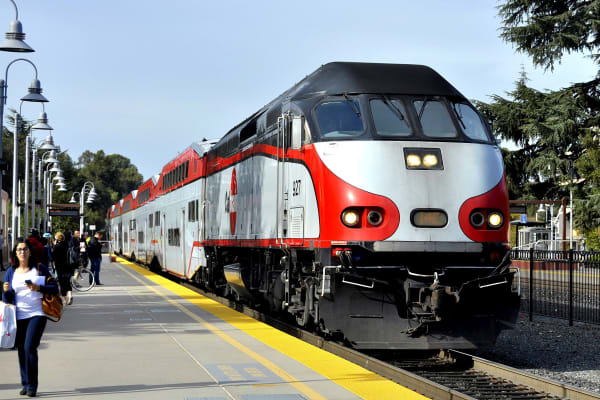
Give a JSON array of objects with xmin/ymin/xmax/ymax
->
[
  {"xmin": 38, "ymin": 267, "xmax": 63, "ymax": 322},
  {"xmin": 0, "ymin": 301, "xmax": 17, "ymax": 348}
]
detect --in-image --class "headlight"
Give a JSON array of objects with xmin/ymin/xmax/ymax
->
[
  {"xmin": 422, "ymin": 154, "xmax": 438, "ymax": 168},
  {"xmin": 404, "ymin": 148, "xmax": 443, "ymax": 170},
  {"xmin": 406, "ymin": 154, "xmax": 421, "ymax": 167},
  {"xmin": 342, "ymin": 209, "xmax": 360, "ymax": 227},
  {"xmin": 367, "ymin": 210, "xmax": 383, "ymax": 226},
  {"xmin": 488, "ymin": 212, "xmax": 503, "ymax": 228},
  {"xmin": 470, "ymin": 211, "xmax": 485, "ymax": 228}
]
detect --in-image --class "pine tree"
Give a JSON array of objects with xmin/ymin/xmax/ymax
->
[{"xmin": 479, "ymin": 0, "xmax": 600, "ymax": 231}]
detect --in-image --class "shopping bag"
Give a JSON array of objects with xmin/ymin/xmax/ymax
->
[
  {"xmin": 0, "ymin": 301, "xmax": 17, "ymax": 348},
  {"xmin": 38, "ymin": 269, "xmax": 63, "ymax": 322}
]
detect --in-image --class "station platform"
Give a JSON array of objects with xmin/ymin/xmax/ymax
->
[{"xmin": 1, "ymin": 256, "xmax": 428, "ymax": 400}]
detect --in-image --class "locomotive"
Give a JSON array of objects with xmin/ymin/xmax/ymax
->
[{"xmin": 107, "ymin": 62, "xmax": 520, "ymax": 350}]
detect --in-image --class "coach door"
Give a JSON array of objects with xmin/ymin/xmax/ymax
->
[
  {"xmin": 181, "ymin": 208, "xmax": 186, "ymax": 274},
  {"xmin": 161, "ymin": 213, "xmax": 167, "ymax": 269},
  {"xmin": 277, "ymin": 113, "xmax": 304, "ymax": 244}
]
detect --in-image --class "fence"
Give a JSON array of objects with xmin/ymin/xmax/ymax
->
[{"xmin": 511, "ymin": 249, "xmax": 600, "ymax": 325}]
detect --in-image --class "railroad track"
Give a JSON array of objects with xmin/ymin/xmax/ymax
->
[{"xmin": 119, "ymin": 256, "xmax": 600, "ymax": 400}]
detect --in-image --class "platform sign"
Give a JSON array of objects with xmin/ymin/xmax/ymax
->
[
  {"xmin": 48, "ymin": 208, "xmax": 80, "ymax": 217},
  {"xmin": 520, "ymin": 214, "xmax": 527, "ymax": 223}
]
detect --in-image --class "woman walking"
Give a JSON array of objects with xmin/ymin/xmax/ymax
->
[
  {"xmin": 2, "ymin": 238, "xmax": 58, "ymax": 397},
  {"xmin": 51, "ymin": 232, "xmax": 73, "ymax": 304}
]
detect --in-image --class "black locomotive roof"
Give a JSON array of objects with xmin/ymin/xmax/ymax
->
[
  {"xmin": 286, "ymin": 62, "xmax": 465, "ymax": 99},
  {"xmin": 216, "ymin": 62, "xmax": 468, "ymax": 146}
]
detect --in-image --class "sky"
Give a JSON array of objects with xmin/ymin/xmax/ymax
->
[{"xmin": 2, "ymin": 0, "xmax": 598, "ymax": 183}]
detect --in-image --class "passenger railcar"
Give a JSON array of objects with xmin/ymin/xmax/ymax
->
[{"xmin": 107, "ymin": 62, "xmax": 520, "ymax": 350}]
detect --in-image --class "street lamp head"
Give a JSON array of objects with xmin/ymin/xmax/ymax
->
[
  {"xmin": 0, "ymin": 20, "xmax": 34, "ymax": 52},
  {"xmin": 49, "ymin": 163, "xmax": 61, "ymax": 173},
  {"xmin": 69, "ymin": 194, "xmax": 77, "ymax": 203},
  {"xmin": 20, "ymin": 79, "xmax": 48, "ymax": 102},
  {"xmin": 89, "ymin": 187, "xmax": 97, "ymax": 196},
  {"xmin": 43, "ymin": 149, "xmax": 59, "ymax": 163},
  {"xmin": 31, "ymin": 111, "xmax": 53, "ymax": 130},
  {"xmin": 38, "ymin": 133, "xmax": 57, "ymax": 151}
]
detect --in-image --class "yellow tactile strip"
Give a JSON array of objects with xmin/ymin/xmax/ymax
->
[{"xmin": 116, "ymin": 257, "xmax": 429, "ymax": 400}]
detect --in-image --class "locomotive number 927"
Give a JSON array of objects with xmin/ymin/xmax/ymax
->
[{"xmin": 108, "ymin": 62, "xmax": 520, "ymax": 350}]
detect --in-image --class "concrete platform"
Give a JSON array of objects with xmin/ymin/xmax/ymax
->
[{"xmin": 0, "ymin": 256, "xmax": 428, "ymax": 399}]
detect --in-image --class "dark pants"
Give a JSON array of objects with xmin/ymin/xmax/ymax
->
[
  {"xmin": 16, "ymin": 316, "xmax": 47, "ymax": 391},
  {"xmin": 90, "ymin": 257, "xmax": 101, "ymax": 284},
  {"xmin": 58, "ymin": 273, "xmax": 72, "ymax": 296}
]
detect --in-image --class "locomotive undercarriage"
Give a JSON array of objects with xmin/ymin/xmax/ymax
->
[{"xmin": 196, "ymin": 242, "xmax": 520, "ymax": 350}]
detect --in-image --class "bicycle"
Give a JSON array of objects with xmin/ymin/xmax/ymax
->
[{"xmin": 70, "ymin": 266, "xmax": 95, "ymax": 292}]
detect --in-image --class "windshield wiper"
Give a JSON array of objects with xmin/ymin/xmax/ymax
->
[
  {"xmin": 417, "ymin": 99, "xmax": 429, "ymax": 120},
  {"xmin": 383, "ymin": 96, "xmax": 406, "ymax": 121},
  {"xmin": 343, "ymin": 93, "xmax": 361, "ymax": 116},
  {"xmin": 452, "ymin": 103, "xmax": 467, "ymax": 130}
]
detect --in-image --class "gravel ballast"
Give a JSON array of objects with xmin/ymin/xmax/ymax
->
[{"xmin": 475, "ymin": 314, "xmax": 600, "ymax": 395}]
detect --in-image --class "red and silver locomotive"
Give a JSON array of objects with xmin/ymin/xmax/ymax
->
[{"xmin": 108, "ymin": 62, "xmax": 520, "ymax": 350}]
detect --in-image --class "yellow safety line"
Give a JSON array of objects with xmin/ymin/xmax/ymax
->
[
  {"xmin": 115, "ymin": 259, "xmax": 326, "ymax": 400},
  {"xmin": 116, "ymin": 257, "xmax": 428, "ymax": 400}
]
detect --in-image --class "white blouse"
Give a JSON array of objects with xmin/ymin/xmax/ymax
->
[{"xmin": 12, "ymin": 268, "xmax": 44, "ymax": 320}]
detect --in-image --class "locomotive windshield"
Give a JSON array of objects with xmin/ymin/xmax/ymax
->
[
  {"xmin": 314, "ymin": 99, "xmax": 364, "ymax": 138},
  {"xmin": 312, "ymin": 95, "xmax": 493, "ymax": 143}
]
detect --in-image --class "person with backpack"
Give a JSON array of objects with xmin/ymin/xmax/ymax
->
[{"xmin": 52, "ymin": 232, "xmax": 73, "ymax": 305}]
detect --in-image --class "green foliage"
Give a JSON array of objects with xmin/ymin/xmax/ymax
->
[
  {"xmin": 584, "ymin": 229, "xmax": 600, "ymax": 250},
  {"xmin": 498, "ymin": 0, "xmax": 600, "ymax": 71},
  {"xmin": 484, "ymin": 0, "xmax": 600, "ymax": 231},
  {"xmin": 68, "ymin": 150, "xmax": 143, "ymax": 234}
]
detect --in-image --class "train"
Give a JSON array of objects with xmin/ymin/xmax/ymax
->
[{"xmin": 107, "ymin": 62, "xmax": 520, "ymax": 350}]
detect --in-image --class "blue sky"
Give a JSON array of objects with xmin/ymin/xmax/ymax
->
[{"xmin": 2, "ymin": 0, "xmax": 597, "ymax": 182}]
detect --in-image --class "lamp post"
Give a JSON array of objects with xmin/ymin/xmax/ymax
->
[
  {"xmin": 37, "ymin": 149, "xmax": 58, "ymax": 231},
  {"xmin": 70, "ymin": 182, "xmax": 96, "ymax": 234},
  {"xmin": 0, "ymin": 0, "xmax": 35, "ymax": 245},
  {"xmin": 43, "ymin": 162, "xmax": 61, "ymax": 232},
  {"xmin": 2, "ymin": 59, "xmax": 49, "ymax": 247},
  {"xmin": 23, "ymin": 106, "xmax": 54, "ymax": 234},
  {"xmin": 564, "ymin": 151, "xmax": 576, "ymax": 250}
]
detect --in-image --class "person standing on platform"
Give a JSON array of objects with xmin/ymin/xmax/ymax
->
[
  {"xmin": 52, "ymin": 232, "xmax": 73, "ymax": 305},
  {"xmin": 27, "ymin": 230, "xmax": 47, "ymax": 266},
  {"xmin": 87, "ymin": 232, "xmax": 103, "ymax": 285},
  {"xmin": 0, "ymin": 229, "xmax": 5, "ymax": 271},
  {"xmin": 79, "ymin": 233, "xmax": 88, "ymax": 269},
  {"xmin": 2, "ymin": 238, "xmax": 58, "ymax": 397}
]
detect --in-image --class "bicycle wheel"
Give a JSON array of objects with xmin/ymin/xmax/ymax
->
[{"xmin": 70, "ymin": 268, "xmax": 95, "ymax": 292}]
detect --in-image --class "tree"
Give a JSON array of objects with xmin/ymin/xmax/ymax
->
[
  {"xmin": 479, "ymin": 0, "xmax": 600, "ymax": 231},
  {"xmin": 71, "ymin": 150, "xmax": 143, "ymax": 233}
]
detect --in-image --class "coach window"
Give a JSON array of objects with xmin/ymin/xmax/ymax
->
[
  {"xmin": 370, "ymin": 98, "xmax": 412, "ymax": 137},
  {"xmin": 155, "ymin": 211, "xmax": 160, "ymax": 225},
  {"xmin": 149, "ymin": 214, "xmax": 153, "ymax": 228},
  {"xmin": 138, "ymin": 231, "xmax": 144, "ymax": 244},
  {"xmin": 315, "ymin": 98, "xmax": 364, "ymax": 139},
  {"xmin": 451, "ymin": 102, "xmax": 490, "ymax": 142},
  {"xmin": 188, "ymin": 201, "xmax": 196, "ymax": 222},
  {"xmin": 413, "ymin": 99, "xmax": 457, "ymax": 138}
]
